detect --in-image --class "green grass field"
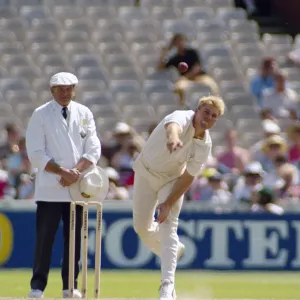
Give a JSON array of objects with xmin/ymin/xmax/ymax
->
[{"xmin": 0, "ymin": 269, "xmax": 299, "ymax": 299}]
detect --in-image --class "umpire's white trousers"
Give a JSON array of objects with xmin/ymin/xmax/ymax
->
[{"xmin": 133, "ymin": 173, "xmax": 184, "ymax": 283}]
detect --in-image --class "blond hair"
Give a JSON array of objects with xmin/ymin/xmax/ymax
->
[{"xmin": 197, "ymin": 95, "xmax": 225, "ymax": 116}]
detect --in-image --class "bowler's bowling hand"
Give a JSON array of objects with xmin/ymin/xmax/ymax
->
[
  {"xmin": 166, "ymin": 136, "xmax": 183, "ymax": 153},
  {"xmin": 156, "ymin": 202, "xmax": 172, "ymax": 224},
  {"xmin": 60, "ymin": 168, "xmax": 81, "ymax": 184}
]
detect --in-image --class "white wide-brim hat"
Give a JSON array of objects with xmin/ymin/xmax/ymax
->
[{"xmin": 69, "ymin": 165, "xmax": 109, "ymax": 203}]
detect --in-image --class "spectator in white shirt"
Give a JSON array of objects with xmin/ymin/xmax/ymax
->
[
  {"xmin": 263, "ymin": 155, "xmax": 299, "ymax": 199},
  {"xmin": 261, "ymin": 71, "xmax": 299, "ymax": 120},
  {"xmin": 206, "ymin": 172, "xmax": 232, "ymax": 204},
  {"xmin": 233, "ymin": 162, "xmax": 264, "ymax": 205},
  {"xmin": 101, "ymin": 122, "xmax": 134, "ymax": 164},
  {"xmin": 105, "ymin": 167, "xmax": 129, "ymax": 201},
  {"xmin": 288, "ymin": 48, "xmax": 300, "ymax": 67},
  {"xmin": 250, "ymin": 119, "xmax": 281, "ymax": 161}
]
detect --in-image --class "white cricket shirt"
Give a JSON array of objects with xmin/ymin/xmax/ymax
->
[
  {"xmin": 262, "ymin": 88, "xmax": 299, "ymax": 118},
  {"xmin": 133, "ymin": 110, "xmax": 212, "ymax": 187}
]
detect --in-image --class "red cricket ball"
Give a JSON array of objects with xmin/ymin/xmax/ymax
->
[{"xmin": 178, "ymin": 62, "xmax": 188, "ymax": 73}]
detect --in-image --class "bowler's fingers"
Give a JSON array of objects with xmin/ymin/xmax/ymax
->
[
  {"xmin": 172, "ymin": 141, "xmax": 183, "ymax": 152},
  {"xmin": 157, "ymin": 212, "xmax": 166, "ymax": 224},
  {"xmin": 156, "ymin": 211, "xmax": 162, "ymax": 223},
  {"xmin": 167, "ymin": 140, "xmax": 183, "ymax": 153},
  {"xmin": 155, "ymin": 205, "xmax": 167, "ymax": 223},
  {"xmin": 167, "ymin": 143, "xmax": 174, "ymax": 153}
]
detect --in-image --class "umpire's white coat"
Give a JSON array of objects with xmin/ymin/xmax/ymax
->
[{"xmin": 26, "ymin": 99, "xmax": 101, "ymax": 202}]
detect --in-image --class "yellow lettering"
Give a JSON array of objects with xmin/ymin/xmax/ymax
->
[{"xmin": 0, "ymin": 213, "xmax": 13, "ymax": 265}]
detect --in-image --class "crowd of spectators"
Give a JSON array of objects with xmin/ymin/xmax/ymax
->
[
  {"xmin": 1, "ymin": 52, "xmax": 300, "ymax": 216},
  {"xmin": 1, "ymin": 101, "xmax": 299, "ymax": 215}
]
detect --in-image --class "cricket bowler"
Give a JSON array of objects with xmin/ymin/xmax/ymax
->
[{"xmin": 132, "ymin": 95, "xmax": 225, "ymax": 300}]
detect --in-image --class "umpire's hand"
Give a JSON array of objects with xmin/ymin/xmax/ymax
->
[{"xmin": 59, "ymin": 168, "xmax": 80, "ymax": 187}]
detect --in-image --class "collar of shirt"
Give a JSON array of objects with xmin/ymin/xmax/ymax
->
[
  {"xmin": 192, "ymin": 129, "xmax": 210, "ymax": 145},
  {"xmin": 52, "ymin": 99, "xmax": 73, "ymax": 112},
  {"xmin": 190, "ymin": 112, "xmax": 211, "ymax": 145}
]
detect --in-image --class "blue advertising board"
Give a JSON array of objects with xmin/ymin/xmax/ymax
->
[{"xmin": 1, "ymin": 209, "xmax": 300, "ymax": 270}]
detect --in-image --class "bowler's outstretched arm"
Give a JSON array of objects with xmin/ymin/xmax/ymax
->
[{"xmin": 165, "ymin": 122, "xmax": 183, "ymax": 153}]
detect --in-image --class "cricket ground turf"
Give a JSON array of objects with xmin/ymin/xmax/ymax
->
[{"xmin": 0, "ymin": 270, "xmax": 299, "ymax": 299}]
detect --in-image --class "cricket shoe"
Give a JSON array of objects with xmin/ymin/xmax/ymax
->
[
  {"xmin": 159, "ymin": 280, "xmax": 176, "ymax": 300},
  {"xmin": 28, "ymin": 289, "xmax": 44, "ymax": 298},
  {"xmin": 62, "ymin": 289, "xmax": 82, "ymax": 298},
  {"xmin": 177, "ymin": 241, "xmax": 185, "ymax": 262}
]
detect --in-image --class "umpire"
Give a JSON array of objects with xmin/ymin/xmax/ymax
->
[{"xmin": 26, "ymin": 72, "xmax": 101, "ymax": 298}]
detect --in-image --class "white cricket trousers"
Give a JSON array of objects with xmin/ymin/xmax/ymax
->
[{"xmin": 133, "ymin": 173, "xmax": 184, "ymax": 283}]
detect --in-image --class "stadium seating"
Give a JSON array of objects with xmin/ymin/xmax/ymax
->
[{"xmin": 0, "ymin": 0, "xmax": 297, "ymax": 148}]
